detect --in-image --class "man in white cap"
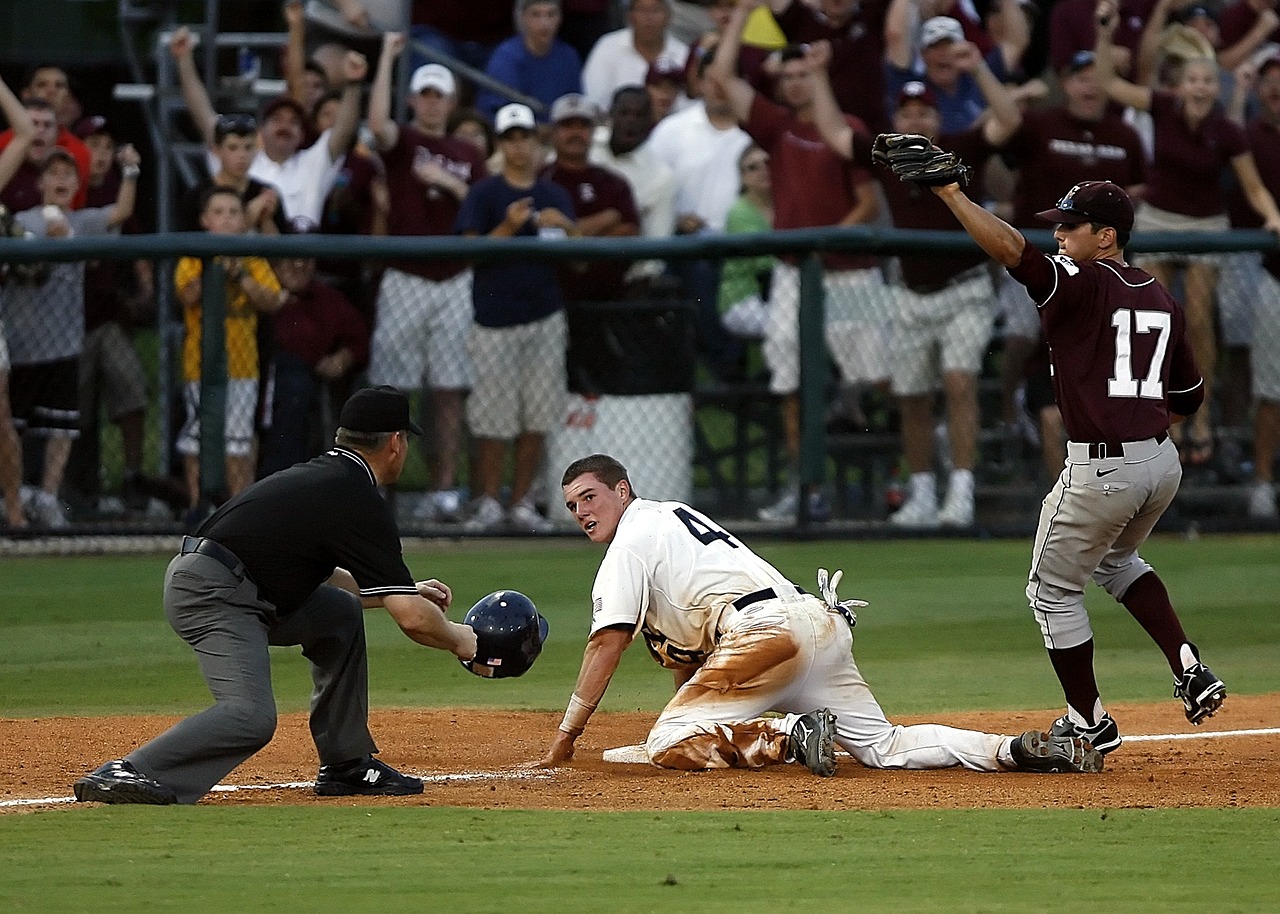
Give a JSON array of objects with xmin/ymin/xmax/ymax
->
[
  {"xmin": 366, "ymin": 33, "xmax": 489, "ymax": 525},
  {"xmin": 456, "ymin": 104, "xmax": 579, "ymax": 533},
  {"xmin": 882, "ymin": 4, "xmax": 1029, "ymax": 133}
]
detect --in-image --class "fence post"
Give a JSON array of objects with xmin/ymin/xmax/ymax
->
[
  {"xmin": 198, "ymin": 258, "xmax": 228, "ymax": 503},
  {"xmin": 797, "ymin": 253, "xmax": 826, "ymax": 526}
]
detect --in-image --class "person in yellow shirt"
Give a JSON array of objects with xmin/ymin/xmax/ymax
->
[{"xmin": 175, "ymin": 186, "xmax": 285, "ymax": 518}]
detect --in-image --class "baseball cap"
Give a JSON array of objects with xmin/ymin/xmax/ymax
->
[
  {"xmin": 338, "ymin": 386, "xmax": 423, "ymax": 436},
  {"xmin": 410, "ymin": 63, "xmax": 456, "ymax": 96},
  {"xmin": 72, "ymin": 115, "xmax": 111, "ymax": 140},
  {"xmin": 897, "ymin": 80, "xmax": 938, "ymax": 109},
  {"xmin": 40, "ymin": 146, "xmax": 78, "ymax": 172},
  {"xmin": 645, "ymin": 56, "xmax": 685, "ymax": 87},
  {"xmin": 920, "ymin": 16, "xmax": 964, "ymax": 47},
  {"xmin": 1063, "ymin": 49, "xmax": 1097, "ymax": 75},
  {"xmin": 550, "ymin": 93, "xmax": 600, "ymax": 125},
  {"xmin": 260, "ymin": 95, "xmax": 307, "ymax": 123},
  {"xmin": 1035, "ymin": 181, "xmax": 1134, "ymax": 232},
  {"xmin": 494, "ymin": 103, "xmax": 537, "ymax": 135}
]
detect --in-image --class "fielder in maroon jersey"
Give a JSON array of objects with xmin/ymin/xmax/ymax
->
[{"xmin": 923, "ymin": 176, "xmax": 1227, "ymax": 754}]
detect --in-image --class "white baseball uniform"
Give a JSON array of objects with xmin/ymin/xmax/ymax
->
[{"xmin": 588, "ymin": 498, "xmax": 1011, "ymax": 771}]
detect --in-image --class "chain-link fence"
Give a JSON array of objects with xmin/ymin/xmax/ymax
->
[{"xmin": 2, "ymin": 227, "xmax": 1278, "ymax": 542}]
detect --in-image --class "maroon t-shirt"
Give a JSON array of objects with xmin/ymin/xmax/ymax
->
[
  {"xmin": 1219, "ymin": 0, "xmax": 1280, "ymax": 48},
  {"xmin": 745, "ymin": 94, "xmax": 878, "ymax": 271},
  {"xmin": 381, "ymin": 125, "xmax": 487, "ymax": 281},
  {"xmin": 1228, "ymin": 117, "xmax": 1280, "ymax": 280},
  {"xmin": 540, "ymin": 160, "xmax": 640, "ymax": 301},
  {"xmin": 1002, "ymin": 107, "xmax": 1147, "ymax": 228},
  {"xmin": 774, "ymin": 0, "xmax": 889, "ymax": 135},
  {"xmin": 1048, "ymin": 0, "xmax": 1157, "ymax": 74},
  {"xmin": 1008, "ymin": 243, "xmax": 1202, "ymax": 443},
  {"xmin": 274, "ymin": 279, "xmax": 370, "ymax": 368},
  {"xmin": 866, "ymin": 128, "xmax": 995, "ymax": 291},
  {"xmin": 1144, "ymin": 90, "xmax": 1247, "ymax": 218}
]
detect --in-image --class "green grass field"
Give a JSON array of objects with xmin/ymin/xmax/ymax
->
[{"xmin": 3, "ymin": 534, "xmax": 1278, "ymax": 911}]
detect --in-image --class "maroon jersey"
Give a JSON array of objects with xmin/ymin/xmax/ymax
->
[
  {"xmin": 274, "ymin": 279, "xmax": 370, "ymax": 368},
  {"xmin": 745, "ymin": 94, "xmax": 878, "ymax": 271},
  {"xmin": 1008, "ymin": 244, "xmax": 1202, "ymax": 444},
  {"xmin": 1219, "ymin": 0, "xmax": 1280, "ymax": 49},
  {"xmin": 773, "ymin": 0, "xmax": 889, "ymax": 134},
  {"xmin": 1144, "ymin": 90, "xmax": 1247, "ymax": 218},
  {"xmin": 1229, "ymin": 117, "xmax": 1280, "ymax": 280},
  {"xmin": 541, "ymin": 160, "xmax": 640, "ymax": 301},
  {"xmin": 1002, "ymin": 107, "xmax": 1146, "ymax": 228},
  {"xmin": 381, "ymin": 126, "xmax": 487, "ymax": 281}
]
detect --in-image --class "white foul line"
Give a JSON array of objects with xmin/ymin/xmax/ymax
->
[
  {"xmin": 5, "ymin": 728, "xmax": 1278, "ymax": 807},
  {"xmin": 0, "ymin": 768, "xmax": 554, "ymax": 809}
]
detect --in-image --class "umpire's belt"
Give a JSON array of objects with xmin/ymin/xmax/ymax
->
[
  {"xmin": 1067, "ymin": 431, "xmax": 1168, "ymax": 462},
  {"xmin": 733, "ymin": 585, "xmax": 805, "ymax": 611},
  {"xmin": 180, "ymin": 535, "xmax": 247, "ymax": 579}
]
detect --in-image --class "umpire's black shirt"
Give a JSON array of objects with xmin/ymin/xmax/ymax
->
[{"xmin": 197, "ymin": 447, "xmax": 418, "ymax": 615}]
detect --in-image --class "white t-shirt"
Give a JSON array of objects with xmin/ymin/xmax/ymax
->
[
  {"xmin": 582, "ymin": 28, "xmax": 690, "ymax": 114},
  {"xmin": 589, "ymin": 498, "xmax": 797, "ymax": 668},
  {"xmin": 590, "ymin": 128, "xmax": 677, "ymax": 239},
  {"xmin": 205, "ymin": 129, "xmax": 344, "ymax": 224},
  {"xmin": 645, "ymin": 102, "xmax": 751, "ymax": 232}
]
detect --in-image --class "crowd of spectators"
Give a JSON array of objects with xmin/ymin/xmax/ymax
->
[{"xmin": 4, "ymin": 0, "xmax": 1280, "ymax": 532}]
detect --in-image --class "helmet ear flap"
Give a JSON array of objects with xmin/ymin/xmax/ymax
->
[{"xmin": 461, "ymin": 590, "xmax": 549, "ymax": 678}]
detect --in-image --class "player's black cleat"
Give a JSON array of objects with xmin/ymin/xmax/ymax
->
[
  {"xmin": 1050, "ymin": 712, "xmax": 1122, "ymax": 755},
  {"xmin": 787, "ymin": 708, "xmax": 838, "ymax": 777},
  {"xmin": 73, "ymin": 759, "xmax": 178, "ymax": 805},
  {"xmin": 1174, "ymin": 644, "xmax": 1226, "ymax": 725},
  {"xmin": 314, "ymin": 755, "xmax": 424, "ymax": 796},
  {"xmin": 1011, "ymin": 730, "xmax": 1103, "ymax": 773}
]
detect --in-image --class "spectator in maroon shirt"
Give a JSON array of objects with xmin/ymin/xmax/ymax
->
[
  {"xmin": 683, "ymin": 0, "xmax": 770, "ymax": 100},
  {"xmin": 1132, "ymin": 0, "xmax": 1276, "ymax": 88},
  {"xmin": 260, "ymin": 227, "xmax": 371, "ymax": 477},
  {"xmin": 1219, "ymin": 0, "xmax": 1280, "ymax": 61},
  {"xmin": 540, "ymin": 93, "xmax": 640, "ymax": 304},
  {"xmin": 766, "ymin": 0, "xmax": 891, "ymax": 134},
  {"xmin": 366, "ymin": 32, "xmax": 489, "ymax": 524},
  {"xmin": 1096, "ymin": 0, "xmax": 1280, "ymax": 466},
  {"xmin": 0, "ymin": 98, "xmax": 92, "ymax": 212},
  {"xmin": 1050, "ymin": 0, "xmax": 1157, "ymax": 77},
  {"xmin": 810, "ymin": 65, "xmax": 1022, "ymax": 530},
  {"xmin": 996, "ymin": 48, "xmax": 1147, "ymax": 476}
]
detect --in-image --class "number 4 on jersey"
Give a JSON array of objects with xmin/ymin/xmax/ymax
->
[
  {"xmin": 1108, "ymin": 308, "xmax": 1171, "ymax": 400},
  {"xmin": 674, "ymin": 507, "xmax": 738, "ymax": 548}
]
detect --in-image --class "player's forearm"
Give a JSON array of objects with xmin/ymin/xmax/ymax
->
[{"xmin": 932, "ymin": 184, "xmax": 1026, "ymax": 267}]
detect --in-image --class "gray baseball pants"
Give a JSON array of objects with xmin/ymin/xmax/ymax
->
[{"xmin": 127, "ymin": 552, "xmax": 377, "ymax": 804}]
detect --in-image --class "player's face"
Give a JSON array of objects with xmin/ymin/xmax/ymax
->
[
  {"xmin": 563, "ymin": 472, "xmax": 628, "ymax": 544},
  {"xmin": 1053, "ymin": 220, "xmax": 1107, "ymax": 260}
]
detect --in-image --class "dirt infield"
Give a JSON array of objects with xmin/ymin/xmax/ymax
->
[{"xmin": 3, "ymin": 694, "xmax": 1278, "ymax": 811}]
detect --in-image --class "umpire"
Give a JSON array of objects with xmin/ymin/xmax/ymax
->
[{"xmin": 74, "ymin": 386, "xmax": 478, "ymax": 805}]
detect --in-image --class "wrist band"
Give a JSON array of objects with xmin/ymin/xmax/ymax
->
[
  {"xmin": 558, "ymin": 692, "xmax": 597, "ymax": 736},
  {"xmin": 122, "ymin": 164, "xmax": 140, "ymax": 179}
]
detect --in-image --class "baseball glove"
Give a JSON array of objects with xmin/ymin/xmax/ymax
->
[{"xmin": 871, "ymin": 133, "xmax": 971, "ymax": 188}]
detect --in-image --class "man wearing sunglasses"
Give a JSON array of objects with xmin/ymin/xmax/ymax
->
[{"xmin": 922, "ymin": 172, "xmax": 1227, "ymax": 756}]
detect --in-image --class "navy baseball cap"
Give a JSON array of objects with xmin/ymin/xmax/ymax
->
[
  {"xmin": 1036, "ymin": 181, "xmax": 1134, "ymax": 232},
  {"xmin": 339, "ymin": 386, "xmax": 423, "ymax": 435}
]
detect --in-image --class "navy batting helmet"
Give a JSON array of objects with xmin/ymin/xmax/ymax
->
[{"xmin": 460, "ymin": 590, "xmax": 549, "ymax": 679}]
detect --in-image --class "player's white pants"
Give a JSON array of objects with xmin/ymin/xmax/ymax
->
[{"xmin": 645, "ymin": 595, "xmax": 1007, "ymax": 772}]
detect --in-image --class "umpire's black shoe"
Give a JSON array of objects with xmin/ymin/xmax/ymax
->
[
  {"xmin": 73, "ymin": 759, "xmax": 177, "ymax": 805},
  {"xmin": 314, "ymin": 756, "xmax": 424, "ymax": 797},
  {"xmin": 1050, "ymin": 712, "xmax": 1122, "ymax": 755},
  {"xmin": 1174, "ymin": 643, "xmax": 1226, "ymax": 725},
  {"xmin": 1011, "ymin": 730, "xmax": 1104, "ymax": 774}
]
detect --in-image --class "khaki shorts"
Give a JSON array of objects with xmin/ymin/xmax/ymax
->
[
  {"xmin": 177, "ymin": 378, "xmax": 258, "ymax": 458},
  {"xmin": 1133, "ymin": 203, "xmax": 1229, "ymax": 267},
  {"xmin": 890, "ymin": 272, "xmax": 996, "ymax": 396},
  {"xmin": 1253, "ymin": 267, "xmax": 1280, "ymax": 401},
  {"xmin": 466, "ymin": 311, "xmax": 567, "ymax": 439},
  {"xmin": 368, "ymin": 268, "xmax": 473, "ymax": 390},
  {"xmin": 764, "ymin": 262, "xmax": 893, "ymax": 394},
  {"xmin": 996, "ymin": 272, "xmax": 1041, "ymax": 341}
]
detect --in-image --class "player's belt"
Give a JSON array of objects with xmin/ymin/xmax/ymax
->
[
  {"xmin": 180, "ymin": 535, "xmax": 247, "ymax": 580},
  {"xmin": 733, "ymin": 585, "xmax": 805, "ymax": 611},
  {"xmin": 1083, "ymin": 430, "xmax": 1168, "ymax": 460}
]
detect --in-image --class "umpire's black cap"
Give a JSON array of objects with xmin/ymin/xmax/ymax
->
[
  {"xmin": 339, "ymin": 386, "xmax": 423, "ymax": 435},
  {"xmin": 1036, "ymin": 181, "xmax": 1134, "ymax": 232}
]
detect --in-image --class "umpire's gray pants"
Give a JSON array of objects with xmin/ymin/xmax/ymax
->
[{"xmin": 128, "ymin": 552, "xmax": 377, "ymax": 804}]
